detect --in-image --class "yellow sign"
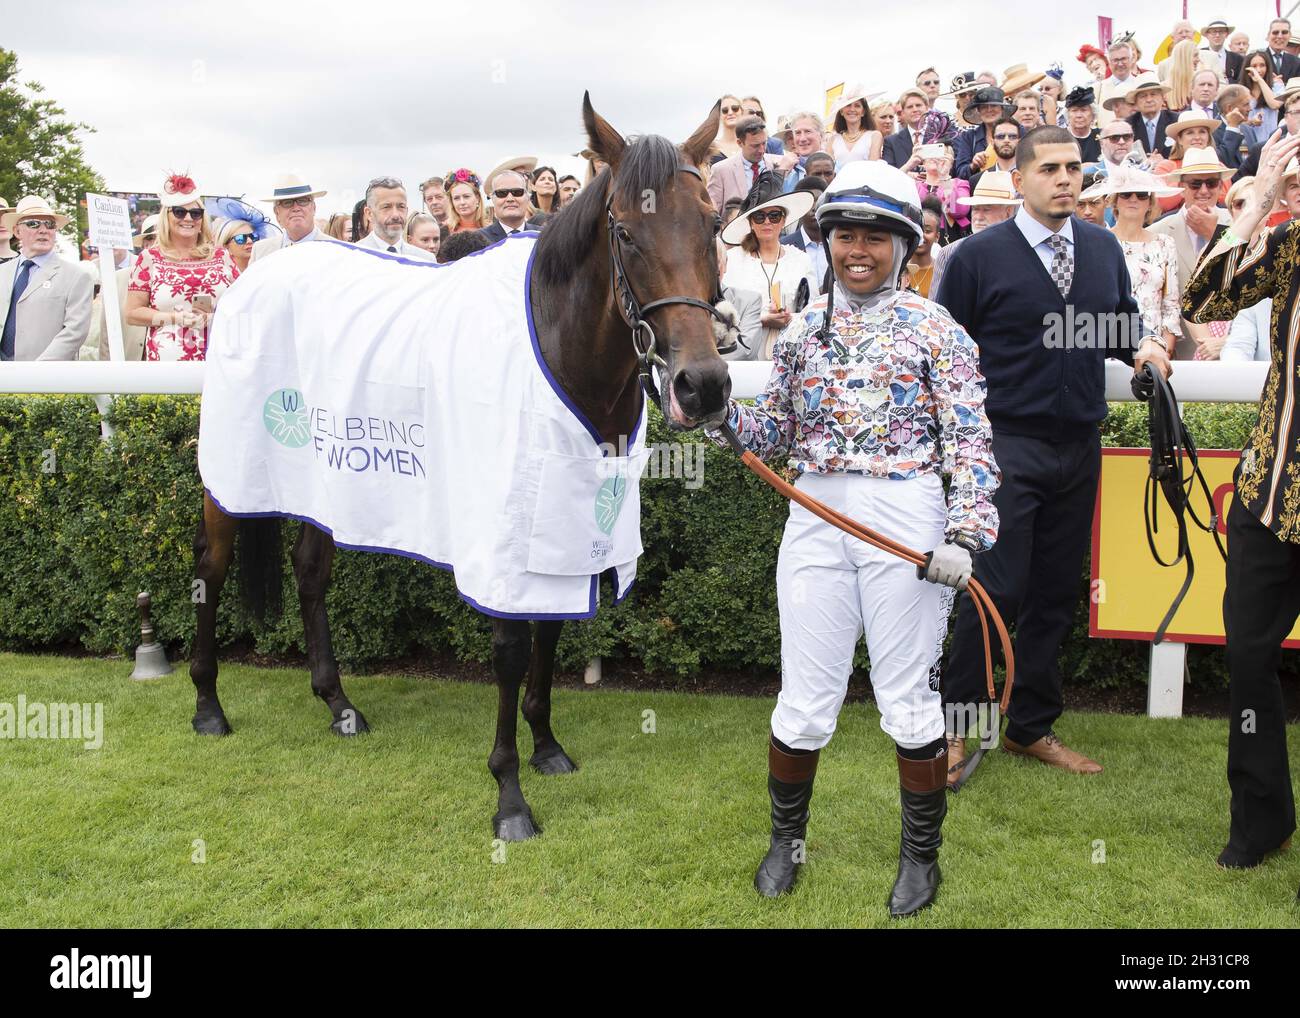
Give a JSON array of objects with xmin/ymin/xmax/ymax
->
[
  {"xmin": 1090, "ymin": 448, "xmax": 1300, "ymax": 646},
  {"xmin": 825, "ymin": 83, "xmax": 845, "ymax": 120}
]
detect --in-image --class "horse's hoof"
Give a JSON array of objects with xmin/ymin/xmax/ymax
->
[
  {"xmin": 192, "ymin": 713, "xmax": 232, "ymax": 736},
  {"xmin": 494, "ymin": 811, "xmax": 541, "ymax": 841},
  {"xmin": 330, "ymin": 708, "xmax": 370, "ymax": 736},
  {"xmin": 530, "ymin": 748, "xmax": 579, "ymax": 775}
]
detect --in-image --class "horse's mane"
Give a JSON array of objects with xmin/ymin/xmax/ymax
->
[{"xmin": 533, "ymin": 134, "xmax": 683, "ymax": 288}]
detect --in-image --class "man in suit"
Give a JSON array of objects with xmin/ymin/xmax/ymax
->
[
  {"xmin": 935, "ymin": 127, "xmax": 1169, "ymax": 783},
  {"xmin": 1149, "ymin": 148, "xmax": 1234, "ymax": 358},
  {"xmin": 778, "ymin": 177, "xmax": 828, "ymax": 289},
  {"xmin": 354, "ymin": 176, "xmax": 435, "ymax": 259},
  {"xmin": 1200, "ymin": 19, "xmax": 1242, "ymax": 81},
  {"xmin": 1097, "ymin": 40, "xmax": 1139, "ymax": 127},
  {"xmin": 1265, "ymin": 18, "xmax": 1300, "ymax": 80},
  {"xmin": 707, "ymin": 116, "xmax": 784, "ymax": 212},
  {"xmin": 780, "ymin": 112, "xmax": 826, "ymax": 194},
  {"xmin": 1127, "ymin": 76, "xmax": 1178, "ymax": 158},
  {"xmin": 476, "ymin": 171, "xmax": 544, "ymax": 245},
  {"xmin": 0, "ymin": 196, "xmax": 92, "ymax": 361},
  {"xmin": 250, "ymin": 174, "xmax": 326, "ymax": 262},
  {"xmin": 883, "ymin": 89, "xmax": 930, "ymax": 171}
]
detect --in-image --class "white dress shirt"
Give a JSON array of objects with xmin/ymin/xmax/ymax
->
[
  {"xmin": 355, "ymin": 232, "xmax": 435, "ymax": 260},
  {"xmin": 1014, "ymin": 206, "xmax": 1074, "ymax": 274}
]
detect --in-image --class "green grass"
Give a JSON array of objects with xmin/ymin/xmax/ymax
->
[{"xmin": 0, "ymin": 651, "xmax": 1297, "ymax": 928}]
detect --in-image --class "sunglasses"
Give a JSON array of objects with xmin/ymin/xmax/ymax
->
[
  {"xmin": 169, "ymin": 207, "xmax": 204, "ymax": 220},
  {"xmin": 1106, "ymin": 132, "xmax": 1134, "ymax": 141},
  {"xmin": 749, "ymin": 210, "xmax": 786, "ymax": 224},
  {"xmin": 993, "ymin": 132, "xmax": 1020, "ymax": 141},
  {"xmin": 493, "ymin": 188, "xmax": 527, "ymax": 199},
  {"xmin": 721, "ymin": 104, "xmax": 742, "ymax": 114},
  {"xmin": 18, "ymin": 219, "xmax": 56, "ymax": 230},
  {"xmin": 1118, "ymin": 191, "xmax": 1152, "ymax": 200},
  {"xmin": 920, "ymin": 79, "xmax": 941, "ymax": 86},
  {"xmin": 1184, "ymin": 179, "xmax": 1220, "ymax": 191},
  {"xmin": 275, "ymin": 197, "xmax": 314, "ymax": 208},
  {"xmin": 231, "ymin": 233, "xmax": 256, "ymax": 244}
]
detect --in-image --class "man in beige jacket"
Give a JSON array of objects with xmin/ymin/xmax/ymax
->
[{"xmin": 0, "ymin": 196, "xmax": 92, "ymax": 361}]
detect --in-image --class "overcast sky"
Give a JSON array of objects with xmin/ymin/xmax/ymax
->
[{"xmin": 7, "ymin": 0, "xmax": 1287, "ymax": 220}]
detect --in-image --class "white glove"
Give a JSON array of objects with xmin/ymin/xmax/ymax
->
[{"xmin": 921, "ymin": 542, "xmax": 972, "ymax": 590}]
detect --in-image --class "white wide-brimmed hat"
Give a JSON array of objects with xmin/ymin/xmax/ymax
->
[
  {"xmin": 1001, "ymin": 63, "xmax": 1046, "ymax": 95},
  {"xmin": 133, "ymin": 213, "xmax": 161, "ymax": 247},
  {"xmin": 1, "ymin": 194, "xmax": 70, "ymax": 230},
  {"xmin": 486, "ymin": 156, "xmax": 538, "ymax": 190},
  {"xmin": 1126, "ymin": 72, "xmax": 1173, "ymax": 103},
  {"xmin": 955, "ymin": 170, "xmax": 1021, "ymax": 206},
  {"xmin": 260, "ymin": 173, "xmax": 327, "ymax": 204},
  {"xmin": 1104, "ymin": 164, "xmax": 1182, "ymax": 198},
  {"xmin": 720, "ymin": 172, "xmax": 816, "ymax": 246},
  {"xmin": 158, "ymin": 173, "xmax": 204, "ymax": 208},
  {"xmin": 829, "ymin": 83, "xmax": 885, "ymax": 123},
  {"xmin": 1163, "ymin": 147, "xmax": 1235, "ymax": 180},
  {"xmin": 1200, "ymin": 19, "xmax": 1234, "ymax": 34}
]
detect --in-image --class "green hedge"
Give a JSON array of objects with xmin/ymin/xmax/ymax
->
[{"xmin": 0, "ymin": 395, "xmax": 1271, "ymax": 689}]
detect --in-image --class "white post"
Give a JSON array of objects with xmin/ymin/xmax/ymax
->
[
  {"xmin": 584, "ymin": 657, "xmax": 601, "ymax": 686},
  {"xmin": 1147, "ymin": 641, "xmax": 1186, "ymax": 718},
  {"xmin": 87, "ymin": 194, "xmax": 134, "ymax": 440}
]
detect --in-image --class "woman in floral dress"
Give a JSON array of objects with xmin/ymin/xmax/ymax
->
[{"xmin": 1107, "ymin": 165, "xmax": 1183, "ymax": 358}]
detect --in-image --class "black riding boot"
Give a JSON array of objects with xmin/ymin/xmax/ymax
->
[
  {"xmin": 754, "ymin": 735, "xmax": 820, "ymax": 897},
  {"xmin": 888, "ymin": 746, "xmax": 948, "ymax": 918}
]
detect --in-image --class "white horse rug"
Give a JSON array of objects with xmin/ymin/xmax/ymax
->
[{"xmin": 198, "ymin": 234, "xmax": 647, "ymax": 619}]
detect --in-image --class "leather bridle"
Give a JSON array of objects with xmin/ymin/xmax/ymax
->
[{"xmin": 605, "ymin": 163, "xmax": 735, "ymax": 411}]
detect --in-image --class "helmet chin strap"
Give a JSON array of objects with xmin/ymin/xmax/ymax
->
[{"xmin": 814, "ymin": 234, "xmax": 909, "ymax": 340}]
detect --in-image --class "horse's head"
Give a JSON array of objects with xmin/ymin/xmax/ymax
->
[{"xmin": 583, "ymin": 93, "xmax": 732, "ymax": 431}]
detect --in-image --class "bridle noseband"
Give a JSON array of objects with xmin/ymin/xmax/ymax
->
[{"xmin": 605, "ymin": 163, "xmax": 735, "ymax": 412}]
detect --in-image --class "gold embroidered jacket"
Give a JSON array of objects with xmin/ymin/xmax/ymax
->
[{"xmin": 1184, "ymin": 220, "xmax": 1300, "ymax": 541}]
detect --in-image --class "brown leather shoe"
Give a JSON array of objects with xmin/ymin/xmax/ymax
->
[
  {"xmin": 945, "ymin": 734, "xmax": 967, "ymax": 789},
  {"xmin": 1002, "ymin": 731, "xmax": 1103, "ymax": 775}
]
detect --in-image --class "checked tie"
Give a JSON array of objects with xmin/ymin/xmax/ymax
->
[{"xmin": 1047, "ymin": 234, "xmax": 1073, "ymax": 299}]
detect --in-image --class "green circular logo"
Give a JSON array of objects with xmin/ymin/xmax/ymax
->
[
  {"xmin": 263, "ymin": 388, "xmax": 311, "ymax": 448},
  {"xmin": 594, "ymin": 475, "xmax": 627, "ymax": 536}
]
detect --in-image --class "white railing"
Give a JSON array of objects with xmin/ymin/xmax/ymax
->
[{"xmin": 0, "ymin": 359, "xmax": 1271, "ymax": 714}]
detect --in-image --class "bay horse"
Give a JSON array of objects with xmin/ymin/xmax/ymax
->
[{"xmin": 189, "ymin": 94, "xmax": 732, "ymax": 840}]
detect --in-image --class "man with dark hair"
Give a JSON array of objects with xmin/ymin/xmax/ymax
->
[
  {"xmin": 707, "ymin": 115, "xmax": 784, "ymax": 211},
  {"xmin": 884, "ymin": 89, "xmax": 931, "ymax": 171},
  {"xmin": 935, "ymin": 125, "xmax": 1169, "ymax": 784},
  {"xmin": 804, "ymin": 151, "xmax": 836, "ymax": 181},
  {"xmin": 1266, "ymin": 18, "xmax": 1300, "ymax": 79},
  {"xmin": 779, "ymin": 176, "xmax": 829, "ymax": 288},
  {"xmin": 969, "ymin": 117, "xmax": 1021, "ymax": 193}
]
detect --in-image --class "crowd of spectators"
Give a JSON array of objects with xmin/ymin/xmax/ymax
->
[{"xmin": 1, "ymin": 14, "xmax": 1295, "ymax": 365}]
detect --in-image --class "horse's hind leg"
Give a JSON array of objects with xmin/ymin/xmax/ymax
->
[
  {"xmin": 523, "ymin": 620, "xmax": 578, "ymax": 775},
  {"xmin": 292, "ymin": 523, "xmax": 369, "ymax": 735},
  {"xmin": 489, "ymin": 618, "xmax": 540, "ymax": 840},
  {"xmin": 191, "ymin": 493, "xmax": 236, "ymax": 735}
]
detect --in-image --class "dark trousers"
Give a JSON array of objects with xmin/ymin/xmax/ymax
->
[
  {"xmin": 944, "ymin": 430, "xmax": 1100, "ymax": 746},
  {"xmin": 1222, "ymin": 493, "xmax": 1299, "ymax": 854}
]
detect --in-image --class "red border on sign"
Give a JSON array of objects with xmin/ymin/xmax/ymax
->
[{"xmin": 1089, "ymin": 447, "xmax": 1300, "ymax": 648}]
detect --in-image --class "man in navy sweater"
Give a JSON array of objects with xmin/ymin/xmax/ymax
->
[{"xmin": 935, "ymin": 126, "xmax": 1170, "ymax": 784}]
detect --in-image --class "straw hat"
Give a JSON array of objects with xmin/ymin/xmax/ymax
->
[
  {"xmin": 1104, "ymin": 164, "xmax": 1181, "ymax": 198},
  {"xmin": 486, "ymin": 156, "xmax": 538, "ymax": 190},
  {"xmin": 133, "ymin": 213, "xmax": 160, "ymax": 247},
  {"xmin": 1126, "ymin": 73, "xmax": 1173, "ymax": 104},
  {"xmin": 955, "ymin": 170, "xmax": 1021, "ymax": 206},
  {"xmin": 1162, "ymin": 147, "xmax": 1235, "ymax": 180},
  {"xmin": 1274, "ymin": 77, "xmax": 1300, "ymax": 104},
  {"xmin": 1001, "ymin": 63, "xmax": 1046, "ymax": 95},
  {"xmin": 1163, "ymin": 110, "xmax": 1223, "ymax": 148},
  {"xmin": 0, "ymin": 196, "xmax": 12, "ymax": 218},
  {"xmin": 0, "ymin": 194, "xmax": 70, "ymax": 230},
  {"xmin": 260, "ymin": 173, "xmax": 327, "ymax": 204},
  {"xmin": 720, "ymin": 171, "xmax": 815, "ymax": 246},
  {"xmin": 1100, "ymin": 81, "xmax": 1136, "ymax": 112},
  {"xmin": 829, "ymin": 83, "xmax": 885, "ymax": 123},
  {"xmin": 1200, "ymin": 19, "xmax": 1234, "ymax": 35}
]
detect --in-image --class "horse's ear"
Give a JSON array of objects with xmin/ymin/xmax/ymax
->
[
  {"xmin": 582, "ymin": 91, "xmax": 627, "ymax": 172},
  {"xmin": 681, "ymin": 99, "xmax": 722, "ymax": 169}
]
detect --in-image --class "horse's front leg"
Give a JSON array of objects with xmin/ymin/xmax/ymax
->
[
  {"xmin": 292, "ymin": 523, "xmax": 369, "ymax": 735},
  {"xmin": 191, "ymin": 493, "xmax": 236, "ymax": 735},
  {"xmin": 489, "ymin": 619, "xmax": 540, "ymax": 840},
  {"xmin": 523, "ymin": 620, "xmax": 578, "ymax": 774}
]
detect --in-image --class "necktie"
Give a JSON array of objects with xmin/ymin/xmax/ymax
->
[
  {"xmin": 1047, "ymin": 234, "xmax": 1073, "ymax": 299},
  {"xmin": 750, "ymin": 160, "xmax": 759, "ymax": 185},
  {"xmin": 387, "ymin": 245, "xmax": 397, "ymax": 253},
  {"xmin": 1, "ymin": 259, "xmax": 35, "ymax": 361},
  {"xmin": 1147, "ymin": 119, "xmax": 1157, "ymax": 152}
]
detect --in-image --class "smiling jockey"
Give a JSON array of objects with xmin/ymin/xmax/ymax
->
[{"xmin": 711, "ymin": 161, "xmax": 1000, "ymax": 918}]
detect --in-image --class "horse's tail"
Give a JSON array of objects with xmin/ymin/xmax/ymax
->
[{"xmin": 237, "ymin": 518, "xmax": 283, "ymax": 624}]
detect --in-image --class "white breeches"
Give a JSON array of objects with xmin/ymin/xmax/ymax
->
[{"xmin": 771, "ymin": 471, "xmax": 954, "ymax": 751}]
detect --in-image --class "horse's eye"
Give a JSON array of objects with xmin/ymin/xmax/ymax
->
[{"xmin": 616, "ymin": 224, "xmax": 634, "ymax": 245}]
